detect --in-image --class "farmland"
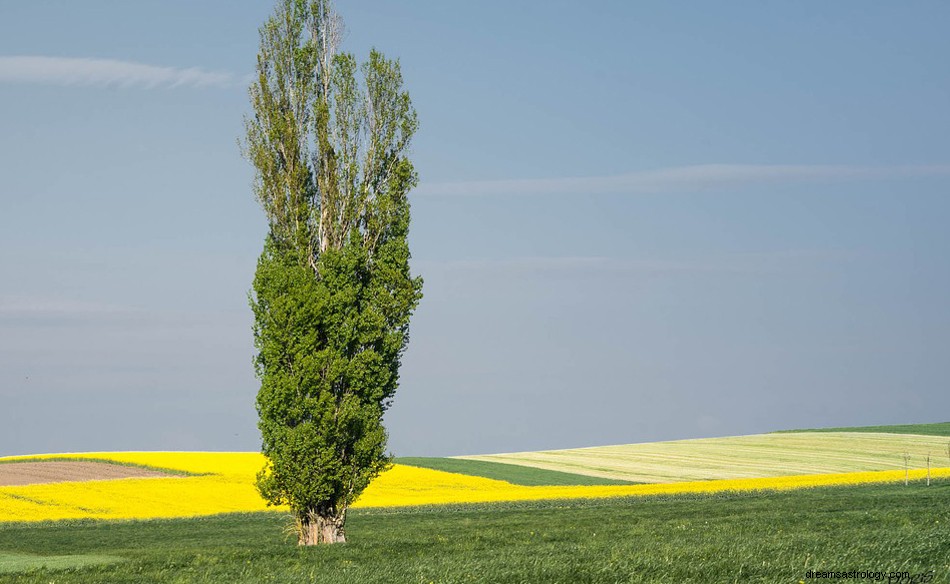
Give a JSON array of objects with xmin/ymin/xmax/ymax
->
[
  {"xmin": 773, "ymin": 421, "xmax": 950, "ymax": 437},
  {"xmin": 2, "ymin": 451, "xmax": 949, "ymax": 523},
  {"xmin": 457, "ymin": 430, "xmax": 950, "ymax": 483},
  {"xmin": 2, "ymin": 424, "xmax": 949, "ymax": 581},
  {"xmin": 393, "ymin": 457, "xmax": 636, "ymax": 486}
]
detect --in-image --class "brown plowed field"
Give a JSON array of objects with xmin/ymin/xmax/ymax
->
[{"xmin": 0, "ymin": 461, "xmax": 174, "ymax": 486}]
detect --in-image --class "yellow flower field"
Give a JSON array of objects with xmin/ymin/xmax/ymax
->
[{"xmin": 1, "ymin": 452, "xmax": 947, "ymax": 523}]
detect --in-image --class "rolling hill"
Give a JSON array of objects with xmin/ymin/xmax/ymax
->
[{"xmin": 453, "ymin": 423, "xmax": 950, "ymax": 483}]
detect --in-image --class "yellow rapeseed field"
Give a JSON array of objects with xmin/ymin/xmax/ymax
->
[
  {"xmin": 0, "ymin": 452, "xmax": 268, "ymax": 522},
  {"xmin": 1, "ymin": 452, "xmax": 947, "ymax": 523}
]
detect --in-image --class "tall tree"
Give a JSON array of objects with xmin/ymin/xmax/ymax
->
[{"xmin": 243, "ymin": 0, "xmax": 422, "ymax": 545}]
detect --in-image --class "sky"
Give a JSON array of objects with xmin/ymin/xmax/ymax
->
[{"xmin": 1, "ymin": 1, "xmax": 949, "ymax": 457}]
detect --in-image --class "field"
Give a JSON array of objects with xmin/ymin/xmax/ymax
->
[
  {"xmin": 2, "ymin": 424, "xmax": 949, "ymax": 582},
  {"xmin": 457, "ymin": 430, "xmax": 950, "ymax": 482},
  {"xmin": 0, "ymin": 460, "xmax": 174, "ymax": 486},
  {"xmin": 3, "ymin": 450, "xmax": 948, "ymax": 523},
  {"xmin": 1, "ymin": 481, "xmax": 948, "ymax": 583},
  {"xmin": 773, "ymin": 421, "xmax": 950, "ymax": 437},
  {"xmin": 393, "ymin": 457, "xmax": 636, "ymax": 486}
]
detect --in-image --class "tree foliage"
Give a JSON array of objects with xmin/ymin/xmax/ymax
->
[{"xmin": 244, "ymin": 0, "xmax": 422, "ymax": 545}]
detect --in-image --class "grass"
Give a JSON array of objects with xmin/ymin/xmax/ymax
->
[
  {"xmin": 458, "ymin": 431, "xmax": 950, "ymax": 483},
  {"xmin": 0, "ymin": 480, "xmax": 946, "ymax": 583},
  {"xmin": 0, "ymin": 552, "xmax": 125, "ymax": 574},
  {"xmin": 395, "ymin": 457, "xmax": 635, "ymax": 486},
  {"xmin": 776, "ymin": 421, "xmax": 950, "ymax": 437}
]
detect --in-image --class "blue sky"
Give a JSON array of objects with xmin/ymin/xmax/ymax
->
[{"xmin": 1, "ymin": 1, "xmax": 949, "ymax": 457}]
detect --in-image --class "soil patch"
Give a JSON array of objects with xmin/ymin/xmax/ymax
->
[{"xmin": 0, "ymin": 461, "xmax": 174, "ymax": 486}]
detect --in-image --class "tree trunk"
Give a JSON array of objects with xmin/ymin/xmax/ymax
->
[{"xmin": 298, "ymin": 510, "xmax": 346, "ymax": 545}]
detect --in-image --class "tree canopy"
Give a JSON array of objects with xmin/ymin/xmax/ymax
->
[{"xmin": 244, "ymin": 0, "xmax": 422, "ymax": 545}]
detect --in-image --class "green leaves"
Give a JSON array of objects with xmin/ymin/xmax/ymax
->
[{"xmin": 245, "ymin": 0, "xmax": 422, "ymax": 538}]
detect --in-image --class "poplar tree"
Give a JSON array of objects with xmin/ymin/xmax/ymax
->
[{"xmin": 243, "ymin": 0, "xmax": 422, "ymax": 545}]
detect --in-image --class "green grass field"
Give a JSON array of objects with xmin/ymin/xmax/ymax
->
[
  {"xmin": 458, "ymin": 429, "xmax": 950, "ymax": 483},
  {"xmin": 0, "ymin": 480, "xmax": 947, "ymax": 583},
  {"xmin": 776, "ymin": 421, "xmax": 950, "ymax": 437},
  {"xmin": 395, "ymin": 457, "xmax": 635, "ymax": 486},
  {"xmin": 0, "ymin": 552, "xmax": 125, "ymax": 575}
]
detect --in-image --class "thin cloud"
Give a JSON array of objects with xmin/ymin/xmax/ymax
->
[
  {"xmin": 415, "ymin": 249, "xmax": 854, "ymax": 276},
  {"xmin": 0, "ymin": 56, "xmax": 238, "ymax": 89},
  {"xmin": 417, "ymin": 256, "xmax": 710, "ymax": 273},
  {"xmin": 0, "ymin": 298, "xmax": 135, "ymax": 316},
  {"xmin": 414, "ymin": 164, "xmax": 950, "ymax": 197}
]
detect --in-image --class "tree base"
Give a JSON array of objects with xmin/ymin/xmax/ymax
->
[{"xmin": 298, "ymin": 511, "xmax": 346, "ymax": 545}]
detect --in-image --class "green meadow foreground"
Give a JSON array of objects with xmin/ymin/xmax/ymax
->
[{"xmin": 1, "ymin": 482, "xmax": 948, "ymax": 583}]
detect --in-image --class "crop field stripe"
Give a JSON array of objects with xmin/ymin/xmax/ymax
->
[
  {"xmin": 394, "ymin": 457, "xmax": 635, "ymax": 486},
  {"xmin": 458, "ymin": 432, "xmax": 950, "ymax": 483},
  {"xmin": 0, "ymin": 452, "xmax": 266, "ymax": 477},
  {"xmin": 0, "ymin": 456, "xmax": 199, "ymax": 477}
]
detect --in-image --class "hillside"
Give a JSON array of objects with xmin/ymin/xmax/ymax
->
[
  {"xmin": 774, "ymin": 421, "xmax": 950, "ymax": 437},
  {"xmin": 456, "ymin": 428, "xmax": 950, "ymax": 483}
]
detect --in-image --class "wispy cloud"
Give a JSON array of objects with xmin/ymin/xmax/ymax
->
[
  {"xmin": 0, "ymin": 298, "xmax": 139, "ymax": 324},
  {"xmin": 415, "ymin": 164, "xmax": 950, "ymax": 197},
  {"xmin": 0, "ymin": 56, "xmax": 239, "ymax": 89},
  {"xmin": 417, "ymin": 256, "xmax": 714, "ymax": 274},
  {"xmin": 415, "ymin": 250, "xmax": 854, "ymax": 276}
]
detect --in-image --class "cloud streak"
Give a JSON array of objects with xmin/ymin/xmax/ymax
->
[
  {"xmin": 0, "ymin": 298, "xmax": 136, "ymax": 316},
  {"xmin": 418, "ymin": 256, "xmax": 711, "ymax": 274},
  {"xmin": 415, "ymin": 249, "xmax": 853, "ymax": 276},
  {"xmin": 414, "ymin": 163, "xmax": 950, "ymax": 197},
  {"xmin": 0, "ymin": 56, "xmax": 238, "ymax": 89}
]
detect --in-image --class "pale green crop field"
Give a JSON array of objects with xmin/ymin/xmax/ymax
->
[{"xmin": 457, "ymin": 431, "xmax": 950, "ymax": 483}]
